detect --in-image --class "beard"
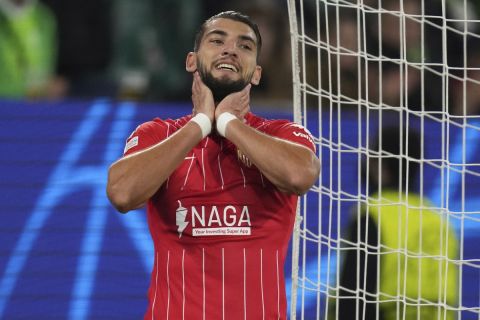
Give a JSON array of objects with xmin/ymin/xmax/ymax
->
[{"xmin": 197, "ymin": 60, "xmax": 251, "ymax": 102}]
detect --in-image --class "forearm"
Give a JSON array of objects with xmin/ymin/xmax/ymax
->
[
  {"xmin": 107, "ymin": 121, "xmax": 204, "ymax": 212},
  {"xmin": 224, "ymin": 119, "xmax": 320, "ymax": 194}
]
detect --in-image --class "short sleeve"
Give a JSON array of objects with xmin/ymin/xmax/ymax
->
[
  {"xmin": 123, "ymin": 120, "xmax": 171, "ymax": 156},
  {"xmin": 263, "ymin": 120, "xmax": 316, "ymax": 153}
]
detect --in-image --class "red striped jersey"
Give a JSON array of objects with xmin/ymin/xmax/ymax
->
[{"xmin": 123, "ymin": 112, "xmax": 316, "ymax": 320}]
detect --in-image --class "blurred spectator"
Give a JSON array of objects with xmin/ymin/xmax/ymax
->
[
  {"xmin": 0, "ymin": 0, "xmax": 64, "ymax": 99},
  {"xmin": 447, "ymin": 0, "xmax": 478, "ymax": 35},
  {"xmin": 29, "ymin": 0, "xmax": 293, "ymax": 104},
  {"xmin": 40, "ymin": 0, "xmax": 113, "ymax": 98},
  {"xmin": 109, "ymin": 0, "xmax": 202, "ymax": 101},
  {"xmin": 365, "ymin": 0, "xmax": 480, "ymax": 113},
  {"xmin": 365, "ymin": 0, "xmax": 424, "ymax": 111},
  {"xmin": 364, "ymin": 0, "xmax": 422, "ymax": 60},
  {"xmin": 441, "ymin": 0, "xmax": 480, "ymax": 116},
  {"xmin": 449, "ymin": 36, "xmax": 480, "ymax": 116},
  {"xmin": 326, "ymin": 7, "xmax": 365, "ymax": 109},
  {"xmin": 425, "ymin": 0, "xmax": 480, "ymax": 112},
  {"xmin": 331, "ymin": 124, "xmax": 458, "ymax": 320},
  {"xmin": 236, "ymin": 1, "xmax": 293, "ymax": 108}
]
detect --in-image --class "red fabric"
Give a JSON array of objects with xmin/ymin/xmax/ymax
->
[{"xmin": 123, "ymin": 113, "xmax": 315, "ymax": 320}]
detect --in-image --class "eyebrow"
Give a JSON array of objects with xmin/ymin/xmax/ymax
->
[{"xmin": 205, "ymin": 29, "xmax": 257, "ymax": 47}]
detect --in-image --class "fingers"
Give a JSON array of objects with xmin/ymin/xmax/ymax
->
[
  {"xmin": 192, "ymin": 72, "xmax": 205, "ymax": 91},
  {"xmin": 193, "ymin": 72, "xmax": 252, "ymax": 121},
  {"xmin": 226, "ymin": 83, "xmax": 251, "ymax": 102},
  {"xmin": 191, "ymin": 72, "xmax": 215, "ymax": 121},
  {"xmin": 232, "ymin": 83, "xmax": 251, "ymax": 99},
  {"xmin": 235, "ymin": 84, "xmax": 251, "ymax": 107},
  {"xmin": 192, "ymin": 71, "xmax": 201, "ymax": 92}
]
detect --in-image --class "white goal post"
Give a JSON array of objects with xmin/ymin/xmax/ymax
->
[{"xmin": 287, "ymin": 0, "xmax": 480, "ymax": 319}]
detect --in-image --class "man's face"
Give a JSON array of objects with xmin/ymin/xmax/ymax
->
[{"xmin": 195, "ymin": 18, "xmax": 261, "ymax": 101}]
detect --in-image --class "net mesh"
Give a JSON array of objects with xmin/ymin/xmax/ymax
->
[{"xmin": 287, "ymin": 0, "xmax": 480, "ymax": 319}]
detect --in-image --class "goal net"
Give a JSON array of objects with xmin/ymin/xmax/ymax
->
[{"xmin": 287, "ymin": 0, "xmax": 480, "ymax": 319}]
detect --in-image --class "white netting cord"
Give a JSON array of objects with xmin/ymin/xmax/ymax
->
[
  {"xmin": 287, "ymin": 1, "xmax": 302, "ymax": 319},
  {"xmin": 287, "ymin": 0, "xmax": 480, "ymax": 319}
]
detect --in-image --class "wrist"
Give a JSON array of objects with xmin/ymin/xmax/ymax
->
[
  {"xmin": 216, "ymin": 112, "xmax": 237, "ymax": 137},
  {"xmin": 191, "ymin": 113, "xmax": 212, "ymax": 138}
]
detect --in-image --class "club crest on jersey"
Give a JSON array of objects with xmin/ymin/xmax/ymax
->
[{"xmin": 175, "ymin": 201, "xmax": 252, "ymax": 238}]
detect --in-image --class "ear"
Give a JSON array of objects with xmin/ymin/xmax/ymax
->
[
  {"xmin": 186, "ymin": 52, "xmax": 197, "ymax": 72},
  {"xmin": 250, "ymin": 65, "xmax": 262, "ymax": 85}
]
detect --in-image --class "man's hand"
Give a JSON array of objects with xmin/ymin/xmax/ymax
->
[
  {"xmin": 191, "ymin": 72, "xmax": 215, "ymax": 122},
  {"xmin": 215, "ymin": 84, "xmax": 251, "ymax": 120},
  {"xmin": 214, "ymin": 81, "xmax": 319, "ymax": 195}
]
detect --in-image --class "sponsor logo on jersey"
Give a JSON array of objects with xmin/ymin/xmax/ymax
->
[
  {"xmin": 293, "ymin": 131, "xmax": 315, "ymax": 146},
  {"xmin": 289, "ymin": 123, "xmax": 312, "ymax": 134},
  {"xmin": 175, "ymin": 201, "xmax": 189, "ymax": 238},
  {"xmin": 175, "ymin": 202, "xmax": 252, "ymax": 237},
  {"xmin": 288, "ymin": 123, "xmax": 315, "ymax": 148}
]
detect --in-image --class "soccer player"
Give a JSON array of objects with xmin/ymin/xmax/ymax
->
[{"xmin": 107, "ymin": 11, "xmax": 320, "ymax": 319}]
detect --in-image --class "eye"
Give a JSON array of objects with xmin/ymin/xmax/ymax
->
[
  {"xmin": 240, "ymin": 43, "xmax": 252, "ymax": 51},
  {"xmin": 210, "ymin": 39, "xmax": 223, "ymax": 45}
]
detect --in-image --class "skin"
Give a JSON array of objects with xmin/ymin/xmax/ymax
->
[{"xmin": 107, "ymin": 18, "xmax": 320, "ymax": 213}]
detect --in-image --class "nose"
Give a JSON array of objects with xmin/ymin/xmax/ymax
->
[{"xmin": 221, "ymin": 41, "xmax": 238, "ymax": 57}]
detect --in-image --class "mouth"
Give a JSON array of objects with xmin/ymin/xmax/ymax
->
[{"xmin": 215, "ymin": 63, "xmax": 239, "ymax": 73}]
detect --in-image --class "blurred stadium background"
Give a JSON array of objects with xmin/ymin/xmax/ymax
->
[{"xmin": 1, "ymin": 0, "xmax": 480, "ymax": 319}]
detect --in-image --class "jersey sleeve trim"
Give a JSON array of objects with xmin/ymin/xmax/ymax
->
[{"xmin": 252, "ymin": 117, "xmax": 317, "ymax": 153}]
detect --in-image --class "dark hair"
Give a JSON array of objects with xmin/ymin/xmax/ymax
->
[
  {"xmin": 193, "ymin": 11, "xmax": 262, "ymax": 59},
  {"xmin": 372, "ymin": 125, "xmax": 421, "ymax": 192},
  {"xmin": 361, "ymin": 125, "xmax": 422, "ymax": 194}
]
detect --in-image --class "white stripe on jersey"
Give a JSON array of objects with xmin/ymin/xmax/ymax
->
[
  {"xmin": 181, "ymin": 155, "xmax": 195, "ymax": 190},
  {"xmin": 276, "ymin": 250, "xmax": 280, "ymax": 320},
  {"xmin": 166, "ymin": 122, "xmax": 171, "ymax": 137},
  {"xmin": 261, "ymin": 249, "xmax": 265, "ymax": 320},
  {"xmin": 202, "ymin": 138, "xmax": 209, "ymax": 191},
  {"xmin": 218, "ymin": 154, "xmax": 225, "ymax": 190},
  {"xmin": 182, "ymin": 249, "xmax": 185, "ymax": 320},
  {"xmin": 201, "ymin": 148, "xmax": 206, "ymax": 191},
  {"xmin": 239, "ymin": 167, "xmax": 246, "ymax": 188},
  {"xmin": 243, "ymin": 248, "xmax": 247, "ymax": 320},
  {"xmin": 255, "ymin": 121, "xmax": 267, "ymax": 130},
  {"xmin": 222, "ymin": 248, "xmax": 225, "ymax": 320},
  {"xmin": 167, "ymin": 251, "xmax": 170, "ymax": 320},
  {"xmin": 218, "ymin": 140, "xmax": 225, "ymax": 190},
  {"xmin": 202, "ymin": 248, "xmax": 205, "ymax": 320},
  {"xmin": 152, "ymin": 252, "xmax": 159, "ymax": 320}
]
